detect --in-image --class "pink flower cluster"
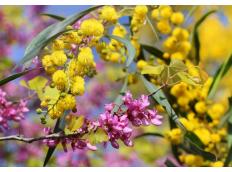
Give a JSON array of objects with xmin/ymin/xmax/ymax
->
[
  {"xmin": 43, "ymin": 126, "xmax": 97, "ymax": 152},
  {"xmin": 98, "ymin": 91, "xmax": 163, "ymax": 149},
  {"xmin": 0, "ymin": 89, "xmax": 29, "ymax": 131},
  {"xmin": 43, "ymin": 91, "xmax": 162, "ymax": 151}
]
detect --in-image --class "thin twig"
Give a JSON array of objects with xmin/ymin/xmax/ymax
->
[
  {"xmin": 0, "ymin": 132, "xmax": 81, "ymax": 144},
  {"xmin": 148, "ymin": 83, "xmax": 167, "ymax": 97}
]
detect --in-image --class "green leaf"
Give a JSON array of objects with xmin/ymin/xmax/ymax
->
[
  {"xmin": 141, "ymin": 65, "xmax": 164, "ymax": 75},
  {"xmin": 40, "ymin": 13, "xmax": 65, "ymax": 21},
  {"xmin": 18, "ymin": 6, "xmax": 101, "ymax": 68},
  {"xmin": 43, "ymin": 118, "xmax": 62, "ymax": 167},
  {"xmin": 134, "ymin": 132, "xmax": 164, "ymax": 139},
  {"xmin": 141, "ymin": 44, "xmax": 168, "ymax": 63},
  {"xmin": 28, "ymin": 76, "xmax": 48, "ymax": 91},
  {"xmin": 184, "ymin": 131, "xmax": 204, "ymax": 149},
  {"xmin": 169, "ymin": 59, "xmax": 187, "ymax": 73},
  {"xmin": 224, "ymin": 144, "xmax": 232, "ymax": 167},
  {"xmin": 66, "ymin": 115, "xmax": 84, "ymax": 132},
  {"xmin": 41, "ymin": 86, "xmax": 60, "ymax": 104},
  {"xmin": 140, "ymin": 75, "xmax": 185, "ymax": 130},
  {"xmin": 192, "ymin": 10, "xmax": 217, "ymax": 65},
  {"xmin": 0, "ymin": 68, "xmax": 34, "ymax": 86},
  {"xmin": 112, "ymin": 77, "xmax": 128, "ymax": 113},
  {"xmin": 177, "ymin": 72, "xmax": 198, "ymax": 86},
  {"xmin": 184, "ymin": 134, "xmax": 217, "ymax": 161},
  {"xmin": 107, "ymin": 35, "xmax": 136, "ymax": 68},
  {"xmin": 88, "ymin": 128, "xmax": 109, "ymax": 145},
  {"xmin": 208, "ymin": 54, "xmax": 232, "ymax": 99},
  {"xmin": 165, "ymin": 159, "xmax": 177, "ymax": 167}
]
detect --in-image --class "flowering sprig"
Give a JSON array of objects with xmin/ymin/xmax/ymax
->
[
  {"xmin": 0, "ymin": 89, "xmax": 29, "ymax": 132},
  {"xmin": 0, "ymin": 91, "xmax": 162, "ymax": 152}
]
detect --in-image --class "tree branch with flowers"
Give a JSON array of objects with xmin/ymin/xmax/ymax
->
[{"xmin": 0, "ymin": 5, "xmax": 232, "ymax": 167}]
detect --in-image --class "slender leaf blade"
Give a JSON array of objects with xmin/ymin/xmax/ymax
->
[
  {"xmin": 208, "ymin": 54, "xmax": 232, "ymax": 99},
  {"xmin": 192, "ymin": 10, "xmax": 217, "ymax": 64},
  {"xmin": 0, "ymin": 68, "xmax": 35, "ymax": 86},
  {"xmin": 140, "ymin": 75, "xmax": 185, "ymax": 130},
  {"xmin": 40, "ymin": 13, "xmax": 65, "ymax": 21}
]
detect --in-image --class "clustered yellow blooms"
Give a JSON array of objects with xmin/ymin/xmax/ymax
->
[
  {"xmin": 40, "ymin": 14, "xmax": 106, "ymax": 119},
  {"xmin": 151, "ymin": 5, "xmax": 191, "ymax": 60},
  {"xmin": 131, "ymin": 5, "xmax": 148, "ymax": 33},
  {"xmin": 97, "ymin": 24, "xmax": 127, "ymax": 63},
  {"xmin": 167, "ymin": 78, "xmax": 228, "ymax": 166},
  {"xmin": 97, "ymin": 5, "xmax": 150, "ymax": 64},
  {"xmin": 99, "ymin": 6, "xmax": 119, "ymax": 23}
]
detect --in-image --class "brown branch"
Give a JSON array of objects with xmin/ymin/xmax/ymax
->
[{"xmin": 0, "ymin": 132, "xmax": 81, "ymax": 144}]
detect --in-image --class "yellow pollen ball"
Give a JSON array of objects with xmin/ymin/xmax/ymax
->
[
  {"xmin": 52, "ymin": 70, "xmax": 67, "ymax": 91},
  {"xmin": 134, "ymin": 5, "xmax": 148, "ymax": 18},
  {"xmin": 157, "ymin": 20, "xmax": 171, "ymax": 34},
  {"xmin": 137, "ymin": 60, "xmax": 148, "ymax": 70},
  {"xmin": 77, "ymin": 47, "xmax": 94, "ymax": 66},
  {"xmin": 71, "ymin": 76, "xmax": 85, "ymax": 96},
  {"xmin": 160, "ymin": 6, "xmax": 173, "ymax": 19},
  {"xmin": 51, "ymin": 50, "xmax": 67, "ymax": 66},
  {"xmin": 171, "ymin": 12, "xmax": 184, "ymax": 25},
  {"xmin": 99, "ymin": 6, "xmax": 119, "ymax": 23},
  {"xmin": 194, "ymin": 101, "xmax": 207, "ymax": 114},
  {"xmin": 80, "ymin": 18, "xmax": 104, "ymax": 37}
]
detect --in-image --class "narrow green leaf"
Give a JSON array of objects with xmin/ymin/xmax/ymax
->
[
  {"xmin": 208, "ymin": 54, "xmax": 232, "ymax": 99},
  {"xmin": 18, "ymin": 6, "xmax": 101, "ymax": 68},
  {"xmin": 185, "ymin": 131, "xmax": 204, "ymax": 149},
  {"xmin": 165, "ymin": 159, "xmax": 177, "ymax": 167},
  {"xmin": 192, "ymin": 10, "xmax": 217, "ymax": 65},
  {"xmin": 141, "ymin": 65, "xmax": 164, "ymax": 75},
  {"xmin": 40, "ymin": 13, "xmax": 65, "ymax": 21},
  {"xmin": 141, "ymin": 44, "xmax": 165, "ymax": 61},
  {"xmin": 107, "ymin": 35, "xmax": 136, "ymax": 68},
  {"xmin": 134, "ymin": 132, "xmax": 164, "ymax": 139},
  {"xmin": 140, "ymin": 75, "xmax": 185, "ymax": 131},
  {"xmin": 43, "ymin": 118, "xmax": 62, "ymax": 167},
  {"xmin": 43, "ymin": 110, "xmax": 69, "ymax": 167},
  {"xmin": 184, "ymin": 135, "xmax": 217, "ymax": 161},
  {"xmin": 224, "ymin": 144, "xmax": 232, "ymax": 166},
  {"xmin": 0, "ymin": 68, "xmax": 35, "ymax": 86}
]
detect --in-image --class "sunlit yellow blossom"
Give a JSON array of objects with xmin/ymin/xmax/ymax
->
[
  {"xmin": 57, "ymin": 94, "xmax": 76, "ymax": 111},
  {"xmin": 160, "ymin": 5, "xmax": 173, "ymax": 19},
  {"xmin": 52, "ymin": 70, "xmax": 67, "ymax": 91},
  {"xmin": 211, "ymin": 161, "xmax": 224, "ymax": 167},
  {"xmin": 137, "ymin": 60, "xmax": 148, "ymax": 70},
  {"xmin": 157, "ymin": 20, "xmax": 171, "ymax": 34},
  {"xmin": 99, "ymin": 6, "xmax": 118, "ymax": 23},
  {"xmin": 52, "ymin": 39, "xmax": 65, "ymax": 50},
  {"xmin": 71, "ymin": 76, "xmax": 85, "ymax": 96},
  {"xmin": 207, "ymin": 103, "xmax": 225, "ymax": 120},
  {"xmin": 42, "ymin": 55, "xmax": 53, "ymax": 68},
  {"xmin": 80, "ymin": 18, "xmax": 104, "ymax": 37},
  {"xmin": 194, "ymin": 128, "xmax": 211, "ymax": 145},
  {"xmin": 77, "ymin": 47, "xmax": 94, "ymax": 66},
  {"xmin": 51, "ymin": 50, "xmax": 67, "ymax": 66},
  {"xmin": 166, "ymin": 128, "xmax": 182, "ymax": 144},
  {"xmin": 195, "ymin": 101, "xmax": 207, "ymax": 114},
  {"xmin": 171, "ymin": 12, "xmax": 184, "ymax": 25}
]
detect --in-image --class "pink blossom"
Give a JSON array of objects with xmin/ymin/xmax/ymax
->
[{"xmin": 0, "ymin": 89, "xmax": 29, "ymax": 131}]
